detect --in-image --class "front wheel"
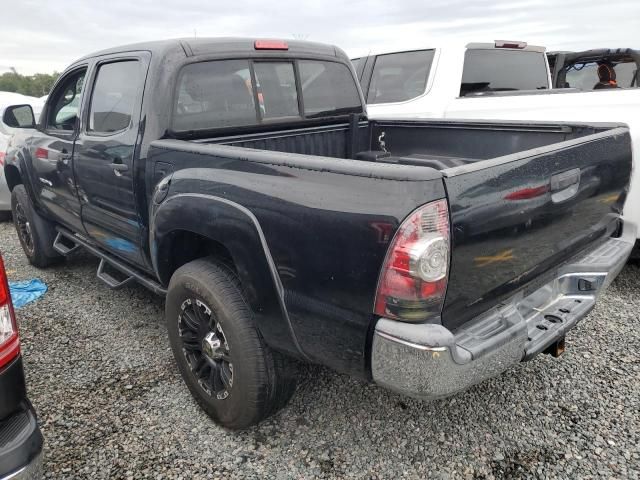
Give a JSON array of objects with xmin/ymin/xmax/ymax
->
[
  {"xmin": 166, "ymin": 258, "xmax": 297, "ymax": 429},
  {"xmin": 11, "ymin": 185, "xmax": 62, "ymax": 268}
]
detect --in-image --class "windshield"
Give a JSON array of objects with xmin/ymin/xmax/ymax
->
[{"xmin": 460, "ymin": 49, "xmax": 549, "ymax": 96}]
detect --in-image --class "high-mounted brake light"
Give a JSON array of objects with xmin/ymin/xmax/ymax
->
[
  {"xmin": 254, "ymin": 40, "xmax": 289, "ymax": 51},
  {"xmin": 495, "ymin": 40, "xmax": 527, "ymax": 49},
  {"xmin": 0, "ymin": 255, "xmax": 19, "ymax": 369},
  {"xmin": 374, "ymin": 199, "xmax": 450, "ymax": 322}
]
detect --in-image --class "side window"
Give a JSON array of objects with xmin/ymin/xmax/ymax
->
[
  {"xmin": 564, "ymin": 63, "xmax": 599, "ymax": 90},
  {"xmin": 563, "ymin": 60, "xmax": 638, "ymax": 90},
  {"xmin": 253, "ymin": 62, "xmax": 299, "ymax": 119},
  {"xmin": 89, "ymin": 61, "xmax": 142, "ymax": 133},
  {"xmin": 46, "ymin": 69, "xmax": 86, "ymax": 131},
  {"xmin": 367, "ymin": 50, "xmax": 434, "ymax": 104}
]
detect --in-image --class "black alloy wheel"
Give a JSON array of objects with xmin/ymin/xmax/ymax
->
[{"xmin": 178, "ymin": 297, "xmax": 233, "ymax": 400}]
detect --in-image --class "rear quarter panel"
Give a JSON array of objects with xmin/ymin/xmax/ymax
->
[{"xmin": 149, "ymin": 142, "xmax": 445, "ymax": 377}]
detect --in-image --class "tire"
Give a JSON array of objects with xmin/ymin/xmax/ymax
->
[
  {"xmin": 11, "ymin": 185, "xmax": 63, "ymax": 268},
  {"xmin": 166, "ymin": 258, "xmax": 297, "ymax": 430}
]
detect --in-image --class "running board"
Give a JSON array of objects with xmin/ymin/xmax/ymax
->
[
  {"xmin": 97, "ymin": 259, "xmax": 135, "ymax": 290},
  {"xmin": 53, "ymin": 232, "xmax": 81, "ymax": 255},
  {"xmin": 54, "ymin": 227, "xmax": 167, "ymax": 296}
]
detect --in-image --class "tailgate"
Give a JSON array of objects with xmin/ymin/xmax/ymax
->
[{"xmin": 441, "ymin": 127, "xmax": 632, "ymax": 330}]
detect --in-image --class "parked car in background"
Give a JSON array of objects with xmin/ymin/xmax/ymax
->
[
  {"xmin": 548, "ymin": 48, "xmax": 639, "ymax": 90},
  {"xmin": 353, "ymin": 41, "xmax": 640, "ymax": 253},
  {"xmin": 0, "ymin": 252, "xmax": 43, "ymax": 479},
  {"xmin": 3, "ymin": 38, "xmax": 635, "ymax": 430},
  {"xmin": 0, "ymin": 93, "xmax": 44, "ymax": 219}
]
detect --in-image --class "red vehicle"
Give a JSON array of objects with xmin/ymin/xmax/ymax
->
[{"xmin": 0, "ymin": 254, "xmax": 43, "ymax": 479}]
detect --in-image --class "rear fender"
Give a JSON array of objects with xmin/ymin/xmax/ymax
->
[{"xmin": 151, "ymin": 192, "xmax": 309, "ymax": 360}]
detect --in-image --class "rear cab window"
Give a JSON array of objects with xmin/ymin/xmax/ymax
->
[
  {"xmin": 172, "ymin": 58, "xmax": 362, "ymax": 134},
  {"xmin": 367, "ymin": 50, "xmax": 435, "ymax": 104},
  {"xmin": 253, "ymin": 62, "xmax": 299, "ymax": 119},
  {"xmin": 299, "ymin": 61, "xmax": 362, "ymax": 116},
  {"xmin": 460, "ymin": 49, "xmax": 549, "ymax": 96}
]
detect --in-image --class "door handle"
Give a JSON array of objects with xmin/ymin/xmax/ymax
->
[
  {"xmin": 111, "ymin": 161, "xmax": 129, "ymax": 177},
  {"xmin": 58, "ymin": 150, "xmax": 71, "ymax": 167},
  {"xmin": 551, "ymin": 168, "xmax": 581, "ymax": 203}
]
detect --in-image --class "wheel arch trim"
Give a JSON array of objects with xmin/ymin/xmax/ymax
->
[{"xmin": 151, "ymin": 192, "xmax": 311, "ymax": 362}]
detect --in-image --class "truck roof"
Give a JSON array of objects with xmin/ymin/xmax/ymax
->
[{"xmin": 76, "ymin": 37, "xmax": 344, "ymax": 62}]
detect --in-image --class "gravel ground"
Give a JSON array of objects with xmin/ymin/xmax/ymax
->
[{"xmin": 1, "ymin": 219, "xmax": 639, "ymax": 479}]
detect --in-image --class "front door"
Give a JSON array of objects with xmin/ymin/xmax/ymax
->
[
  {"xmin": 73, "ymin": 54, "xmax": 149, "ymax": 268},
  {"xmin": 32, "ymin": 66, "xmax": 87, "ymax": 233}
]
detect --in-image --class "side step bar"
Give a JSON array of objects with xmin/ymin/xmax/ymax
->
[
  {"xmin": 54, "ymin": 227, "xmax": 167, "ymax": 296},
  {"xmin": 53, "ymin": 232, "xmax": 81, "ymax": 255}
]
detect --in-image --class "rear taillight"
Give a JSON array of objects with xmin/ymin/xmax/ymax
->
[
  {"xmin": 374, "ymin": 199, "xmax": 450, "ymax": 322},
  {"xmin": 35, "ymin": 148, "xmax": 48, "ymax": 159},
  {"xmin": 0, "ymin": 255, "xmax": 19, "ymax": 369},
  {"xmin": 0, "ymin": 151, "xmax": 5, "ymax": 166}
]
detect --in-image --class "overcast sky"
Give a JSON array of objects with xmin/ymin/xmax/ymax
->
[{"xmin": 2, "ymin": 0, "xmax": 639, "ymax": 74}]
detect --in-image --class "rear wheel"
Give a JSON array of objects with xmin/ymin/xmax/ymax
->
[
  {"xmin": 11, "ymin": 185, "xmax": 62, "ymax": 268},
  {"xmin": 166, "ymin": 258, "xmax": 297, "ymax": 429}
]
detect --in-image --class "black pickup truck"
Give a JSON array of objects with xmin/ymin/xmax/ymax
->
[{"xmin": 2, "ymin": 38, "xmax": 635, "ymax": 429}]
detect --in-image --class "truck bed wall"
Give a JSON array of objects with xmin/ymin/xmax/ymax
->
[
  {"xmin": 369, "ymin": 120, "xmax": 608, "ymax": 163},
  {"xmin": 199, "ymin": 122, "xmax": 371, "ymax": 159},
  {"xmin": 199, "ymin": 119, "xmax": 610, "ymax": 169}
]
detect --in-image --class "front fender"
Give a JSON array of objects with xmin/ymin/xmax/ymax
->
[
  {"xmin": 151, "ymin": 192, "xmax": 309, "ymax": 360},
  {"xmin": 4, "ymin": 142, "xmax": 40, "ymax": 211}
]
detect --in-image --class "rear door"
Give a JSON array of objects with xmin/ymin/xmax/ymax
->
[
  {"xmin": 441, "ymin": 127, "xmax": 632, "ymax": 330},
  {"xmin": 73, "ymin": 53, "xmax": 150, "ymax": 267}
]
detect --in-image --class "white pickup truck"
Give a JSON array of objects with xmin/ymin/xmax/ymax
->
[{"xmin": 353, "ymin": 42, "xmax": 640, "ymax": 248}]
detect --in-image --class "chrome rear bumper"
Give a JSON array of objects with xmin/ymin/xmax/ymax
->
[
  {"xmin": 1, "ymin": 453, "xmax": 42, "ymax": 480},
  {"xmin": 371, "ymin": 220, "xmax": 636, "ymax": 400}
]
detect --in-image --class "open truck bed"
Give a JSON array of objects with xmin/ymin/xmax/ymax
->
[{"xmin": 154, "ymin": 118, "xmax": 632, "ymax": 333}]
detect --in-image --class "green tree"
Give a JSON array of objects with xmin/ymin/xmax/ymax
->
[{"xmin": 0, "ymin": 71, "xmax": 59, "ymax": 97}]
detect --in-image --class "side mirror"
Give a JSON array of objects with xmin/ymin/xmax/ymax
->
[{"xmin": 2, "ymin": 104, "xmax": 36, "ymax": 129}]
